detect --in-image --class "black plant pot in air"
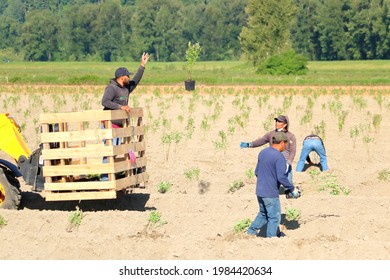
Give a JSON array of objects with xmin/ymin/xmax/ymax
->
[{"xmin": 184, "ymin": 80, "xmax": 195, "ymax": 91}]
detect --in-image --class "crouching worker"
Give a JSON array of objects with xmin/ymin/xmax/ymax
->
[
  {"xmin": 296, "ymin": 134, "xmax": 328, "ymax": 172},
  {"xmin": 247, "ymin": 132, "xmax": 300, "ymax": 238}
]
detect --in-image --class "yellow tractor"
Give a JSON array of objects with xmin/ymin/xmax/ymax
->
[{"xmin": 0, "ymin": 113, "xmax": 45, "ymax": 209}]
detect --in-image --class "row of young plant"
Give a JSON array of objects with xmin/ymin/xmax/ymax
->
[
  {"xmin": 2, "ymin": 164, "xmax": 388, "ymax": 234},
  {"xmin": 159, "ymin": 162, "xmax": 389, "ymax": 197},
  {"xmin": 2, "ymin": 84, "xmax": 389, "ymax": 98},
  {"xmin": 2, "ymin": 86, "xmax": 388, "ymax": 173},
  {"xmin": 2, "ymin": 87, "xmax": 389, "ymax": 158},
  {"xmin": 0, "ymin": 207, "xmax": 166, "ymax": 233},
  {"xmin": 0, "ymin": 207, "xmax": 291, "ymax": 234},
  {"xmin": 150, "ymin": 164, "xmax": 390, "ymax": 235},
  {"xmin": 139, "ymin": 90, "xmax": 250, "ymax": 160},
  {"xmin": 142, "ymin": 88, "xmax": 388, "ymax": 155},
  {"xmin": 2, "ymin": 86, "xmax": 388, "ymax": 184}
]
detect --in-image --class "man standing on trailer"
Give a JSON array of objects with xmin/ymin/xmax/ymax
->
[
  {"xmin": 102, "ymin": 52, "xmax": 150, "ymax": 117},
  {"xmin": 100, "ymin": 52, "xmax": 149, "ymax": 181},
  {"xmin": 101, "ymin": 52, "xmax": 149, "ymax": 142}
]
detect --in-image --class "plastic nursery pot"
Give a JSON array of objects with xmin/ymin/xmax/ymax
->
[{"xmin": 184, "ymin": 80, "xmax": 195, "ymax": 91}]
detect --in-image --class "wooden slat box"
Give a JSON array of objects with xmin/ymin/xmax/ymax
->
[{"xmin": 39, "ymin": 109, "xmax": 148, "ymax": 201}]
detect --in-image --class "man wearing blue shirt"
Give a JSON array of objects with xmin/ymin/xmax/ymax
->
[{"xmin": 247, "ymin": 132, "xmax": 300, "ymax": 238}]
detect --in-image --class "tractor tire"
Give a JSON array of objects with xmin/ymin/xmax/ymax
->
[{"xmin": 0, "ymin": 167, "xmax": 21, "ymax": 210}]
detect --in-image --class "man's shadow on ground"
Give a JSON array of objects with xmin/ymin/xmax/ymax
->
[
  {"xmin": 20, "ymin": 191, "xmax": 154, "ymax": 212},
  {"xmin": 256, "ymin": 214, "xmax": 301, "ymax": 237},
  {"xmin": 301, "ymin": 163, "xmax": 322, "ymax": 172}
]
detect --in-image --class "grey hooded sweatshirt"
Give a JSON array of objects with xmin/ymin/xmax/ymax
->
[
  {"xmin": 250, "ymin": 116, "xmax": 297, "ymax": 165},
  {"xmin": 101, "ymin": 65, "xmax": 145, "ymax": 126}
]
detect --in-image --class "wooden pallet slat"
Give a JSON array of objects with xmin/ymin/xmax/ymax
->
[
  {"xmin": 42, "ymin": 157, "xmax": 147, "ymax": 177},
  {"xmin": 40, "ymin": 109, "xmax": 143, "ymax": 123},
  {"xmin": 45, "ymin": 190, "xmax": 117, "ymax": 201},
  {"xmin": 115, "ymin": 172, "xmax": 150, "ymax": 191},
  {"xmin": 40, "ymin": 126, "xmax": 145, "ymax": 143},
  {"xmin": 41, "ymin": 142, "xmax": 145, "ymax": 160},
  {"xmin": 44, "ymin": 180, "xmax": 116, "ymax": 191}
]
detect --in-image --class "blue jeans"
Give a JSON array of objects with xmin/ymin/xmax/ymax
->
[
  {"xmin": 247, "ymin": 196, "xmax": 281, "ymax": 238},
  {"xmin": 100, "ymin": 123, "xmax": 121, "ymax": 181},
  {"xmin": 296, "ymin": 139, "xmax": 328, "ymax": 172}
]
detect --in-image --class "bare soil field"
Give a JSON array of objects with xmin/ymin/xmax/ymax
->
[{"xmin": 1, "ymin": 85, "xmax": 390, "ymax": 260}]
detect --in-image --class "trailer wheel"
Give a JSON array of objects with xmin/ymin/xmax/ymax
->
[{"xmin": 0, "ymin": 168, "xmax": 21, "ymax": 209}]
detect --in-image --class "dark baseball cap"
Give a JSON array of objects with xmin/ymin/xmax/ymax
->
[
  {"xmin": 115, "ymin": 67, "xmax": 133, "ymax": 78},
  {"xmin": 273, "ymin": 131, "xmax": 288, "ymax": 142},
  {"xmin": 274, "ymin": 115, "xmax": 288, "ymax": 123}
]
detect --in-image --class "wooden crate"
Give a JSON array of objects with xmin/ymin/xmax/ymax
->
[{"xmin": 39, "ymin": 109, "xmax": 148, "ymax": 201}]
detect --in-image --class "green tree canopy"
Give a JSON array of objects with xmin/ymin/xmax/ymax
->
[
  {"xmin": 239, "ymin": 0, "xmax": 297, "ymax": 66},
  {"xmin": 58, "ymin": 3, "xmax": 99, "ymax": 61},
  {"xmin": 21, "ymin": 9, "xmax": 59, "ymax": 61},
  {"xmin": 94, "ymin": 0, "xmax": 123, "ymax": 62},
  {"xmin": 0, "ymin": 0, "xmax": 389, "ymax": 62}
]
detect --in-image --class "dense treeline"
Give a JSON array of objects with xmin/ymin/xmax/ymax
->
[
  {"xmin": 292, "ymin": 0, "xmax": 390, "ymax": 60},
  {"xmin": 0, "ymin": 0, "xmax": 389, "ymax": 62}
]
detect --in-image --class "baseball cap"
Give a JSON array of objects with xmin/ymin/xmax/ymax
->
[
  {"xmin": 274, "ymin": 115, "xmax": 288, "ymax": 123},
  {"xmin": 273, "ymin": 131, "xmax": 288, "ymax": 142},
  {"xmin": 115, "ymin": 67, "xmax": 133, "ymax": 78}
]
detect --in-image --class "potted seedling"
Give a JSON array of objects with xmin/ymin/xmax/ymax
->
[{"xmin": 184, "ymin": 42, "xmax": 201, "ymax": 91}]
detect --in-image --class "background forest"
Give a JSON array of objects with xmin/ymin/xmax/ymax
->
[{"xmin": 0, "ymin": 0, "xmax": 389, "ymax": 62}]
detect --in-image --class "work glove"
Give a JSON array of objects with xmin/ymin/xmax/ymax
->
[
  {"xmin": 285, "ymin": 187, "xmax": 301, "ymax": 199},
  {"xmin": 291, "ymin": 190, "xmax": 301, "ymax": 199},
  {"xmin": 240, "ymin": 142, "xmax": 251, "ymax": 149}
]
